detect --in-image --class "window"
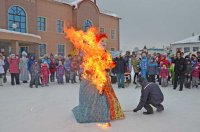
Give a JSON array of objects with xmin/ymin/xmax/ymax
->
[
  {"xmin": 176, "ymin": 48, "xmax": 182, "ymax": 52},
  {"xmin": 58, "ymin": 44, "xmax": 65, "ymax": 57},
  {"xmin": 111, "ymin": 29, "xmax": 115, "ymax": 39},
  {"xmin": 83, "ymin": 20, "xmax": 92, "ymax": 32},
  {"xmin": 110, "ymin": 48, "xmax": 115, "ymax": 51},
  {"xmin": 184, "ymin": 47, "xmax": 190, "ymax": 53},
  {"xmin": 37, "ymin": 17, "xmax": 46, "ymax": 31},
  {"xmin": 100, "ymin": 27, "xmax": 105, "ymax": 34},
  {"xmin": 57, "ymin": 20, "xmax": 64, "ymax": 33},
  {"xmin": 193, "ymin": 47, "xmax": 199, "ymax": 52},
  {"xmin": 39, "ymin": 44, "xmax": 46, "ymax": 57},
  {"xmin": 8, "ymin": 6, "xmax": 26, "ymax": 33}
]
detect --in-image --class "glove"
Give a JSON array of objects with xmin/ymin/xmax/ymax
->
[{"xmin": 133, "ymin": 108, "xmax": 138, "ymax": 112}]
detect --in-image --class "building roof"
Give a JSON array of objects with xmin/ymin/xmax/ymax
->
[
  {"xmin": 54, "ymin": 0, "xmax": 119, "ymax": 18},
  {"xmin": 99, "ymin": 8, "xmax": 119, "ymax": 18},
  {"xmin": 51, "ymin": 0, "xmax": 72, "ymax": 6},
  {"xmin": 171, "ymin": 34, "xmax": 200, "ymax": 44}
]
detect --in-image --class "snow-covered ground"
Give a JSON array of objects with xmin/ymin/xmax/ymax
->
[{"xmin": 0, "ymin": 77, "xmax": 200, "ymax": 132}]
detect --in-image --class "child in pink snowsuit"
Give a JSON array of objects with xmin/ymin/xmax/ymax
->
[
  {"xmin": 160, "ymin": 64, "xmax": 169, "ymax": 87},
  {"xmin": 41, "ymin": 62, "xmax": 50, "ymax": 86},
  {"xmin": 192, "ymin": 65, "xmax": 199, "ymax": 88}
]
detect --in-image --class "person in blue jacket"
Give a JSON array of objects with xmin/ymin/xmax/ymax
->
[
  {"xmin": 140, "ymin": 52, "xmax": 148, "ymax": 79},
  {"xmin": 147, "ymin": 57, "xmax": 158, "ymax": 82}
]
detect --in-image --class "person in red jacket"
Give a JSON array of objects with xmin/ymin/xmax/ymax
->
[
  {"xmin": 8, "ymin": 54, "xmax": 20, "ymax": 85},
  {"xmin": 160, "ymin": 64, "xmax": 169, "ymax": 87},
  {"xmin": 70, "ymin": 56, "xmax": 78, "ymax": 83},
  {"xmin": 41, "ymin": 62, "xmax": 50, "ymax": 86},
  {"xmin": 49, "ymin": 58, "xmax": 56, "ymax": 82},
  {"xmin": 192, "ymin": 65, "xmax": 199, "ymax": 88},
  {"xmin": 159, "ymin": 55, "xmax": 171, "ymax": 68}
]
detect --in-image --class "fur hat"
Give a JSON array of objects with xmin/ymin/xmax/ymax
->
[{"xmin": 22, "ymin": 51, "xmax": 27, "ymax": 56}]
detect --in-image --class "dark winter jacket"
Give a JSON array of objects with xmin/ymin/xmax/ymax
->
[
  {"xmin": 147, "ymin": 60, "xmax": 157, "ymax": 75},
  {"xmin": 3, "ymin": 57, "xmax": 9, "ymax": 72},
  {"xmin": 49, "ymin": 60, "xmax": 56, "ymax": 73},
  {"xmin": 185, "ymin": 63, "xmax": 193, "ymax": 74},
  {"xmin": 172, "ymin": 57, "xmax": 186, "ymax": 75},
  {"xmin": 28, "ymin": 56, "xmax": 35, "ymax": 72},
  {"xmin": 135, "ymin": 79, "xmax": 164, "ymax": 111},
  {"xmin": 30, "ymin": 63, "xmax": 40, "ymax": 77},
  {"xmin": 114, "ymin": 57, "xmax": 126, "ymax": 74}
]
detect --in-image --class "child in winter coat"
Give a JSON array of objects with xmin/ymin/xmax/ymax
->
[
  {"xmin": 30, "ymin": 60, "xmax": 40, "ymax": 88},
  {"xmin": 192, "ymin": 65, "xmax": 199, "ymax": 88},
  {"xmin": 41, "ymin": 62, "xmax": 50, "ymax": 86},
  {"xmin": 0, "ymin": 53, "xmax": 5, "ymax": 86},
  {"xmin": 147, "ymin": 57, "xmax": 157, "ymax": 82},
  {"xmin": 160, "ymin": 64, "xmax": 169, "ymax": 87},
  {"xmin": 49, "ymin": 58, "xmax": 56, "ymax": 82},
  {"xmin": 8, "ymin": 54, "xmax": 20, "ymax": 85},
  {"xmin": 64, "ymin": 58, "xmax": 71, "ymax": 83},
  {"xmin": 140, "ymin": 52, "xmax": 148, "ymax": 79},
  {"xmin": 184, "ymin": 59, "xmax": 193, "ymax": 88},
  {"xmin": 56, "ymin": 61, "xmax": 65, "ymax": 84}
]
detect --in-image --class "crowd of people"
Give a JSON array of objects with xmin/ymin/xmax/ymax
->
[
  {"xmin": 0, "ymin": 51, "xmax": 81, "ymax": 88},
  {"xmin": 112, "ymin": 50, "xmax": 200, "ymax": 91},
  {"xmin": 0, "ymin": 50, "xmax": 200, "ymax": 91}
]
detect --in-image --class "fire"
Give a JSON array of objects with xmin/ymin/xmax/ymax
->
[
  {"xmin": 97, "ymin": 123, "xmax": 111, "ymax": 129},
  {"xmin": 65, "ymin": 27, "xmax": 115, "ymax": 93}
]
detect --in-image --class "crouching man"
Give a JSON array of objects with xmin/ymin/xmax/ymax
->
[{"xmin": 133, "ymin": 77, "xmax": 164, "ymax": 115}]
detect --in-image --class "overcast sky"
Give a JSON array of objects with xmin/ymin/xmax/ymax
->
[{"xmin": 69, "ymin": 0, "xmax": 200, "ymax": 51}]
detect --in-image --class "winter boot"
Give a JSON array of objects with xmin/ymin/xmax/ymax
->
[{"xmin": 143, "ymin": 111, "xmax": 153, "ymax": 115}]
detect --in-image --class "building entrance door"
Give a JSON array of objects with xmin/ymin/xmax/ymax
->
[{"xmin": 19, "ymin": 46, "xmax": 28, "ymax": 57}]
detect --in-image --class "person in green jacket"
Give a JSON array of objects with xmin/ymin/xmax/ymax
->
[
  {"xmin": 170, "ymin": 63, "xmax": 175, "ymax": 85},
  {"xmin": 131, "ymin": 55, "xmax": 140, "ymax": 84}
]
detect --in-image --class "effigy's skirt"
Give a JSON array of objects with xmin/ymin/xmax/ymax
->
[
  {"xmin": 104, "ymin": 75, "xmax": 125, "ymax": 120},
  {"xmin": 72, "ymin": 80, "xmax": 110, "ymax": 123}
]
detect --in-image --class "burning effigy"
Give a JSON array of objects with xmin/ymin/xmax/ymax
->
[{"xmin": 65, "ymin": 27, "xmax": 125, "ymax": 126}]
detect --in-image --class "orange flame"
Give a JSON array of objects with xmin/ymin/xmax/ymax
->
[
  {"xmin": 65, "ymin": 27, "xmax": 115, "ymax": 93},
  {"xmin": 97, "ymin": 123, "xmax": 111, "ymax": 129}
]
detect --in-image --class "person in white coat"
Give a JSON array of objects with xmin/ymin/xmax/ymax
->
[
  {"xmin": 0, "ymin": 53, "xmax": 5, "ymax": 86},
  {"xmin": 19, "ymin": 51, "xmax": 29, "ymax": 83}
]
